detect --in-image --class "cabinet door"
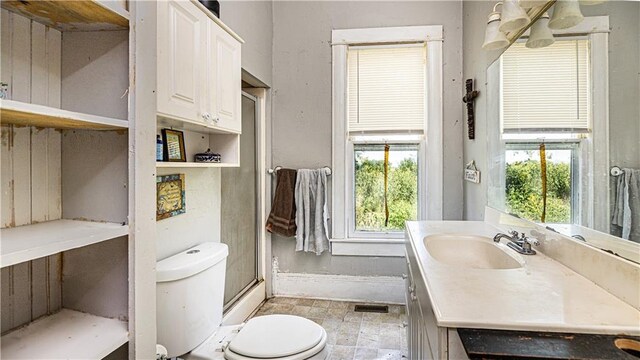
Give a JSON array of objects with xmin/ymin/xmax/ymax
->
[
  {"xmin": 208, "ymin": 23, "xmax": 241, "ymax": 133},
  {"xmin": 157, "ymin": 0, "xmax": 205, "ymax": 122}
]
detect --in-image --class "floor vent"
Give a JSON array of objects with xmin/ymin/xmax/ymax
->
[{"xmin": 353, "ymin": 304, "xmax": 389, "ymax": 313}]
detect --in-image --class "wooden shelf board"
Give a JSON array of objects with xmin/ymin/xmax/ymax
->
[
  {"xmin": 158, "ymin": 114, "xmax": 241, "ymax": 135},
  {"xmin": 1, "ymin": 309, "xmax": 128, "ymax": 359},
  {"xmin": 1, "ymin": 219, "xmax": 128, "ymax": 268},
  {"xmin": 1, "ymin": 0, "xmax": 129, "ymax": 32},
  {"xmin": 1, "ymin": 100, "xmax": 128, "ymax": 130},
  {"xmin": 156, "ymin": 162, "xmax": 238, "ymax": 168}
]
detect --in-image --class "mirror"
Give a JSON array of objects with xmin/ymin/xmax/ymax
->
[{"xmin": 486, "ymin": 1, "xmax": 640, "ymax": 263}]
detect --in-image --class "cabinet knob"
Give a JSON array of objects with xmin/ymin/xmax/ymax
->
[
  {"xmin": 402, "ymin": 321, "xmax": 408, "ymax": 328},
  {"xmin": 202, "ymin": 112, "xmax": 212, "ymax": 122},
  {"xmin": 411, "ymin": 293, "xmax": 417, "ymax": 301},
  {"xmin": 213, "ymin": 115, "xmax": 220, "ymax": 123},
  {"xmin": 401, "ymin": 273, "xmax": 408, "ymax": 280}
]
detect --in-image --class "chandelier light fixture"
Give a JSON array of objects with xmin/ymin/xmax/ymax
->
[
  {"xmin": 482, "ymin": 2, "xmax": 511, "ymax": 50},
  {"xmin": 482, "ymin": 0, "xmax": 600, "ymax": 51},
  {"xmin": 526, "ymin": 12, "xmax": 555, "ymax": 48}
]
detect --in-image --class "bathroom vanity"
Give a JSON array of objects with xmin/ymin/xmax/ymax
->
[{"xmin": 403, "ymin": 216, "xmax": 640, "ymax": 360}]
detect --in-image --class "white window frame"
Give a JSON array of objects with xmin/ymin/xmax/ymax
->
[
  {"xmin": 495, "ymin": 16, "xmax": 610, "ymax": 231},
  {"xmin": 330, "ymin": 26, "xmax": 444, "ymax": 256}
]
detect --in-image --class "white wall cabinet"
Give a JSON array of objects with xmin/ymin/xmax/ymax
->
[
  {"xmin": 157, "ymin": 0, "xmax": 205, "ymax": 123},
  {"xmin": 158, "ymin": 0, "xmax": 242, "ymax": 134},
  {"xmin": 207, "ymin": 21, "xmax": 242, "ymax": 133}
]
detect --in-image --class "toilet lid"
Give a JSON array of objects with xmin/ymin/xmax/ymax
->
[{"xmin": 228, "ymin": 315, "xmax": 324, "ymax": 358}]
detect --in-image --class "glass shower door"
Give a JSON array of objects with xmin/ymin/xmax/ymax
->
[{"xmin": 221, "ymin": 93, "xmax": 258, "ymax": 308}]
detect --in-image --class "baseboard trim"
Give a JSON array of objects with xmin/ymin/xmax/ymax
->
[{"xmin": 273, "ymin": 272, "xmax": 405, "ymax": 304}]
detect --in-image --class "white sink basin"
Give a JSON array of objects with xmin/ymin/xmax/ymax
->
[{"xmin": 424, "ymin": 234, "xmax": 523, "ymax": 269}]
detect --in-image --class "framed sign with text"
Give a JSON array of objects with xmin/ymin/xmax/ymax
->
[{"xmin": 162, "ymin": 129, "xmax": 186, "ymax": 162}]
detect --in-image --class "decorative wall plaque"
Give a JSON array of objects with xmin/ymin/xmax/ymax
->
[{"xmin": 157, "ymin": 174, "xmax": 186, "ymax": 220}]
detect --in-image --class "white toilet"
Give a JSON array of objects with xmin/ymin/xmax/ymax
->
[{"xmin": 156, "ymin": 242, "xmax": 328, "ymax": 360}]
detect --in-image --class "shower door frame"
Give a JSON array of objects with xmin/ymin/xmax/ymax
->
[{"xmin": 222, "ymin": 89, "xmax": 268, "ymax": 324}]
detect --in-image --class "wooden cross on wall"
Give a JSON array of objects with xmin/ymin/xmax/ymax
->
[{"xmin": 463, "ymin": 79, "xmax": 479, "ymax": 140}]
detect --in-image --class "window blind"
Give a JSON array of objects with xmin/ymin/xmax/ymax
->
[
  {"xmin": 348, "ymin": 45, "xmax": 426, "ymax": 133},
  {"xmin": 501, "ymin": 39, "xmax": 590, "ymax": 133}
]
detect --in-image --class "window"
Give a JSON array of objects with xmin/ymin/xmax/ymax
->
[
  {"xmin": 487, "ymin": 16, "xmax": 609, "ymax": 231},
  {"xmin": 346, "ymin": 44, "xmax": 424, "ymax": 236},
  {"xmin": 504, "ymin": 143, "xmax": 578, "ymax": 224},
  {"xmin": 500, "ymin": 38, "xmax": 590, "ymax": 224},
  {"xmin": 348, "ymin": 45, "xmax": 426, "ymax": 133},
  {"xmin": 501, "ymin": 39, "xmax": 590, "ymax": 133},
  {"xmin": 354, "ymin": 144, "xmax": 419, "ymax": 232},
  {"xmin": 331, "ymin": 26, "xmax": 443, "ymax": 253}
]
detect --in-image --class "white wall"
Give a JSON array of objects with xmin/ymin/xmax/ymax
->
[
  {"xmin": 220, "ymin": 0, "xmax": 273, "ymax": 86},
  {"xmin": 270, "ymin": 1, "xmax": 464, "ymax": 276},
  {"xmin": 156, "ymin": 168, "xmax": 221, "ymax": 260},
  {"xmin": 461, "ymin": 1, "xmax": 504, "ymax": 221},
  {"xmin": 591, "ymin": 2, "xmax": 640, "ymax": 170}
]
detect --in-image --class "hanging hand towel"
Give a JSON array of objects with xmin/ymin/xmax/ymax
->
[
  {"xmin": 295, "ymin": 169, "xmax": 330, "ymax": 255},
  {"xmin": 612, "ymin": 168, "xmax": 640, "ymax": 242},
  {"xmin": 266, "ymin": 168, "xmax": 297, "ymax": 237}
]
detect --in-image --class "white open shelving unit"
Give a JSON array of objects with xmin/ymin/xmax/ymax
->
[
  {"xmin": 1, "ymin": 219, "xmax": 128, "ymax": 268},
  {"xmin": 0, "ymin": 0, "xmax": 129, "ymax": 32},
  {"xmin": 1, "ymin": 309, "xmax": 128, "ymax": 360},
  {"xmin": 156, "ymin": 121, "xmax": 241, "ymax": 167},
  {"xmin": 0, "ymin": 0, "xmax": 136, "ymax": 358},
  {"xmin": 156, "ymin": 117, "xmax": 241, "ymax": 167},
  {"xmin": 0, "ymin": 99, "xmax": 129, "ymax": 130},
  {"xmin": 156, "ymin": 161, "xmax": 239, "ymax": 168}
]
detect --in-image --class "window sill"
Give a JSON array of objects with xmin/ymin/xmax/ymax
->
[{"xmin": 330, "ymin": 238, "xmax": 405, "ymax": 257}]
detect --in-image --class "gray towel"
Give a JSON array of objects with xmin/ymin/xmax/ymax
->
[
  {"xmin": 295, "ymin": 169, "xmax": 330, "ymax": 255},
  {"xmin": 612, "ymin": 168, "xmax": 640, "ymax": 242}
]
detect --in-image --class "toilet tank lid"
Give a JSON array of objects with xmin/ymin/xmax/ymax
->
[{"xmin": 157, "ymin": 242, "xmax": 229, "ymax": 283}]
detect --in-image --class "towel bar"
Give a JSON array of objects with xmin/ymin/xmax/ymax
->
[
  {"xmin": 267, "ymin": 166, "xmax": 332, "ymax": 176},
  {"xmin": 610, "ymin": 166, "xmax": 623, "ymax": 177}
]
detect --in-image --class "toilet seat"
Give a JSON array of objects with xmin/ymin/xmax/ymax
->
[{"xmin": 224, "ymin": 315, "xmax": 327, "ymax": 360}]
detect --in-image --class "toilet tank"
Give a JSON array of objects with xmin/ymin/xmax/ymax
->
[{"xmin": 156, "ymin": 242, "xmax": 229, "ymax": 358}]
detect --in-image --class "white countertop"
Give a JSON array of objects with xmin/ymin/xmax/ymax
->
[{"xmin": 405, "ymin": 221, "xmax": 640, "ymax": 335}]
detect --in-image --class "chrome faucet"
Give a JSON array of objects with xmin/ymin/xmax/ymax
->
[
  {"xmin": 494, "ymin": 230, "xmax": 540, "ymax": 255},
  {"xmin": 493, "ymin": 230, "xmax": 520, "ymax": 244}
]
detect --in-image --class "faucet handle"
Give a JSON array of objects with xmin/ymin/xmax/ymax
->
[
  {"xmin": 525, "ymin": 237, "xmax": 540, "ymax": 246},
  {"xmin": 508, "ymin": 230, "xmax": 519, "ymax": 237}
]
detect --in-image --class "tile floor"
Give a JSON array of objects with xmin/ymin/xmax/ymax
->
[{"xmin": 251, "ymin": 297, "xmax": 408, "ymax": 360}]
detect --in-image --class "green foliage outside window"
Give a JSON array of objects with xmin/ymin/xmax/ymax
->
[
  {"xmin": 355, "ymin": 153, "xmax": 418, "ymax": 231},
  {"xmin": 505, "ymin": 159, "xmax": 571, "ymax": 223}
]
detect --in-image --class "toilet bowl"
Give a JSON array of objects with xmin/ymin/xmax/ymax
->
[
  {"xmin": 186, "ymin": 314, "xmax": 328, "ymax": 360},
  {"xmin": 222, "ymin": 315, "xmax": 327, "ymax": 360},
  {"xmin": 156, "ymin": 243, "xmax": 328, "ymax": 360}
]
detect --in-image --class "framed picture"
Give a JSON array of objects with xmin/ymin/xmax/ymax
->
[
  {"xmin": 157, "ymin": 174, "xmax": 186, "ymax": 220},
  {"xmin": 162, "ymin": 129, "xmax": 186, "ymax": 162}
]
